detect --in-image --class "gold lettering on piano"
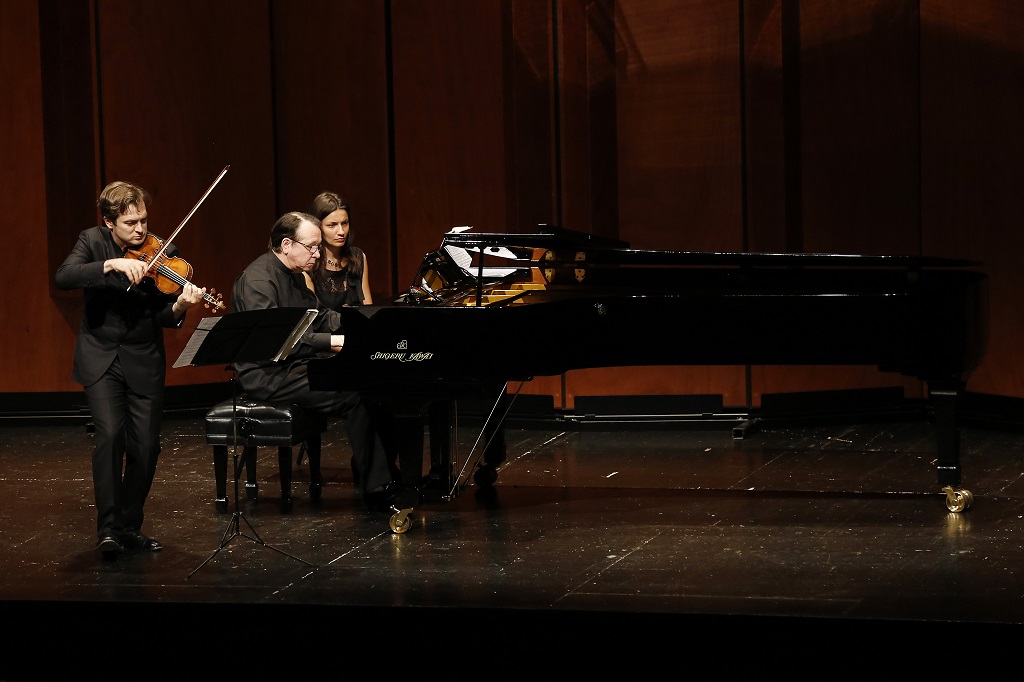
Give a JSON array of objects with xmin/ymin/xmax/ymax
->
[{"xmin": 369, "ymin": 351, "xmax": 434, "ymax": 362}]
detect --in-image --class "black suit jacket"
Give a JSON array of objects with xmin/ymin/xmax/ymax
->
[
  {"xmin": 229, "ymin": 250, "xmax": 340, "ymax": 399},
  {"xmin": 55, "ymin": 226, "xmax": 184, "ymax": 393}
]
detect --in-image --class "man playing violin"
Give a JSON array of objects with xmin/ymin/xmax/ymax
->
[{"xmin": 56, "ymin": 181, "xmax": 205, "ymax": 557}]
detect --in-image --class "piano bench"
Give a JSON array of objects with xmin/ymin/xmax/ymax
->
[{"xmin": 204, "ymin": 398, "xmax": 327, "ymax": 513}]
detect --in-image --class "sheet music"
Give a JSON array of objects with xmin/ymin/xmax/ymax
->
[
  {"xmin": 444, "ymin": 244, "xmax": 520, "ymax": 276},
  {"xmin": 173, "ymin": 316, "xmax": 220, "ymax": 368},
  {"xmin": 273, "ymin": 308, "xmax": 318, "ymax": 361}
]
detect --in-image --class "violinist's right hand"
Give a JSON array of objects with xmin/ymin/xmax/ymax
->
[{"xmin": 104, "ymin": 257, "xmax": 149, "ymax": 285}]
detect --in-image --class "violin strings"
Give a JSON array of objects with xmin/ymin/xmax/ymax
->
[{"xmin": 154, "ymin": 264, "xmax": 223, "ymax": 308}]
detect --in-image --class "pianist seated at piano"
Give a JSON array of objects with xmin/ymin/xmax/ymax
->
[{"xmin": 230, "ymin": 210, "xmax": 400, "ymax": 510}]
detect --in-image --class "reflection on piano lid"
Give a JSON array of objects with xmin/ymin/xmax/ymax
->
[{"xmin": 397, "ymin": 224, "xmax": 985, "ymax": 311}]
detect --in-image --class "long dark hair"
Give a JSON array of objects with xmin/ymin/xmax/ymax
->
[
  {"xmin": 308, "ymin": 192, "xmax": 364, "ymax": 306},
  {"xmin": 309, "ymin": 191, "xmax": 360, "ymax": 268}
]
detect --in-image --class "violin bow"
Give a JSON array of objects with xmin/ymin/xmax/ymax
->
[{"xmin": 141, "ymin": 165, "xmax": 230, "ymax": 276}]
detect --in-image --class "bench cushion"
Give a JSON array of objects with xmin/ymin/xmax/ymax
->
[{"xmin": 205, "ymin": 398, "xmax": 316, "ymax": 447}]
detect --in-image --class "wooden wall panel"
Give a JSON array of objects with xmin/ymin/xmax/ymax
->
[
  {"xmin": 616, "ymin": 0, "xmax": 744, "ymax": 251},
  {"xmin": 39, "ymin": 0, "xmax": 101, "ymax": 296},
  {"xmin": 271, "ymin": 0, "xmax": 395, "ymax": 299},
  {"xmin": 564, "ymin": 0, "xmax": 747, "ymax": 407},
  {"xmin": 95, "ymin": 0, "xmax": 278, "ymax": 386},
  {"xmin": 557, "ymin": 0, "xmax": 619, "ymax": 239},
  {"xmin": 9, "ymin": 0, "xmax": 1024, "ymax": 413},
  {"xmin": 743, "ymin": 0, "xmax": 788, "ymax": 253},
  {"xmin": 751, "ymin": 0, "xmax": 925, "ymax": 404},
  {"xmin": 921, "ymin": 0, "xmax": 1024, "ymax": 397},
  {"xmin": 799, "ymin": 0, "xmax": 922, "ymax": 255},
  {"xmin": 0, "ymin": 0, "xmax": 69, "ymax": 392},
  {"xmin": 505, "ymin": 1, "xmax": 563, "ymax": 403},
  {"xmin": 390, "ymin": 0, "xmax": 509, "ymax": 281},
  {"xmin": 508, "ymin": 0, "xmax": 558, "ymax": 232},
  {"xmin": 544, "ymin": 0, "xmax": 603, "ymax": 409}
]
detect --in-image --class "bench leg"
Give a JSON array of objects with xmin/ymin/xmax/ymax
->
[
  {"xmin": 306, "ymin": 433, "xmax": 323, "ymax": 502},
  {"xmin": 243, "ymin": 446, "xmax": 258, "ymax": 500},
  {"xmin": 278, "ymin": 446, "xmax": 293, "ymax": 511},
  {"xmin": 213, "ymin": 445, "xmax": 228, "ymax": 512}
]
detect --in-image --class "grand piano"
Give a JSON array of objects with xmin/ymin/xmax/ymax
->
[{"xmin": 308, "ymin": 225, "xmax": 988, "ymax": 527}]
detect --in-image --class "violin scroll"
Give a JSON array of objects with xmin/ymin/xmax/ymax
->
[{"xmin": 203, "ymin": 289, "xmax": 226, "ymax": 312}]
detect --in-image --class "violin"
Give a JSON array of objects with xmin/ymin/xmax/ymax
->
[
  {"xmin": 124, "ymin": 165, "xmax": 231, "ymax": 313},
  {"xmin": 126, "ymin": 233, "xmax": 226, "ymax": 312}
]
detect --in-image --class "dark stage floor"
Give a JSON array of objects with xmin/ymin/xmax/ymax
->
[{"xmin": 2, "ymin": 410, "xmax": 1024, "ymax": 679}]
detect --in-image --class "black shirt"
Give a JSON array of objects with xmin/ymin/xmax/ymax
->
[{"xmin": 230, "ymin": 250, "xmax": 343, "ymax": 397}]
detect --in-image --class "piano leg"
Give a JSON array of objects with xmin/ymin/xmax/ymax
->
[
  {"xmin": 930, "ymin": 385, "xmax": 974, "ymax": 513},
  {"xmin": 931, "ymin": 387, "xmax": 961, "ymax": 486},
  {"xmin": 484, "ymin": 413, "xmax": 506, "ymax": 467},
  {"xmin": 393, "ymin": 413, "xmax": 425, "ymax": 507},
  {"xmin": 427, "ymin": 400, "xmax": 457, "ymax": 499},
  {"xmin": 373, "ymin": 407, "xmax": 426, "ymax": 534},
  {"xmin": 424, "ymin": 392, "xmax": 508, "ymax": 492},
  {"xmin": 472, "ymin": 386, "xmax": 510, "ymax": 487}
]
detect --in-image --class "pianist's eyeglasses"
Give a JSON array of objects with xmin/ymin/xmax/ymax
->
[{"xmin": 291, "ymin": 239, "xmax": 322, "ymax": 255}]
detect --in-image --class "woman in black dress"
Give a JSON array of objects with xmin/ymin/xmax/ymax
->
[{"xmin": 306, "ymin": 191, "xmax": 371, "ymax": 308}]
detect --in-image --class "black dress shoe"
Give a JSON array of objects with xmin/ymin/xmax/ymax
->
[
  {"xmin": 119, "ymin": 532, "xmax": 162, "ymax": 552},
  {"xmin": 97, "ymin": 535, "xmax": 122, "ymax": 555}
]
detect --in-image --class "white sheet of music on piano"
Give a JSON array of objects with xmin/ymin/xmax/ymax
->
[{"xmin": 445, "ymin": 226, "xmax": 518, "ymax": 278}]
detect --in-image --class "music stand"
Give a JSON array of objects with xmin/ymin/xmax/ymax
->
[{"xmin": 175, "ymin": 307, "xmax": 319, "ymax": 579}]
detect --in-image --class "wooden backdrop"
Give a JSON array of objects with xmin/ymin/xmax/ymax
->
[{"xmin": 3, "ymin": 0, "xmax": 1022, "ymax": 414}]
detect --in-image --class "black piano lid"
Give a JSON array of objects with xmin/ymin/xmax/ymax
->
[
  {"xmin": 442, "ymin": 224, "xmax": 630, "ymax": 251},
  {"xmin": 440, "ymin": 226, "xmax": 981, "ymax": 270},
  {"xmin": 531, "ymin": 249, "xmax": 982, "ymax": 269}
]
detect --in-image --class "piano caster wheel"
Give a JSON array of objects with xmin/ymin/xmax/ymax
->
[
  {"xmin": 309, "ymin": 482, "xmax": 322, "ymax": 503},
  {"xmin": 942, "ymin": 486, "xmax": 973, "ymax": 513},
  {"xmin": 215, "ymin": 497, "xmax": 228, "ymax": 513},
  {"xmin": 389, "ymin": 507, "xmax": 414, "ymax": 534},
  {"xmin": 473, "ymin": 464, "xmax": 498, "ymax": 487},
  {"xmin": 280, "ymin": 496, "xmax": 293, "ymax": 513},
  {"xmin": 245, "ymin": 482, "xmax": 258, "ymax": 501}
]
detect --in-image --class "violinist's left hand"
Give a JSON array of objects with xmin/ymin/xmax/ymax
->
[{"xmin": 172, "ymin": 283, "xmax": 205, "ymax": 317}]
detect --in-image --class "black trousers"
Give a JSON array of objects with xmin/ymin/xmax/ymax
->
[
  {"xmin": 251, "ymin": 363, "xmax": 394, "ymax": 497},
  {"xmin": 84, "ymin": 356, "xmax": 163, "ymax": 539}
]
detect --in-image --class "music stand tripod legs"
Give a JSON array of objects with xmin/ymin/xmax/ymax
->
[
  {"xmin": 187, "ymin": 383, "xmax": 315, "ymax": 579},
  {"xmin": 174, "ymin": 307, "xmax": 322, "ymax": 579},
  {"xmin": 188, "ymin": 377, "xmax": 315, "ymax": 579}
]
